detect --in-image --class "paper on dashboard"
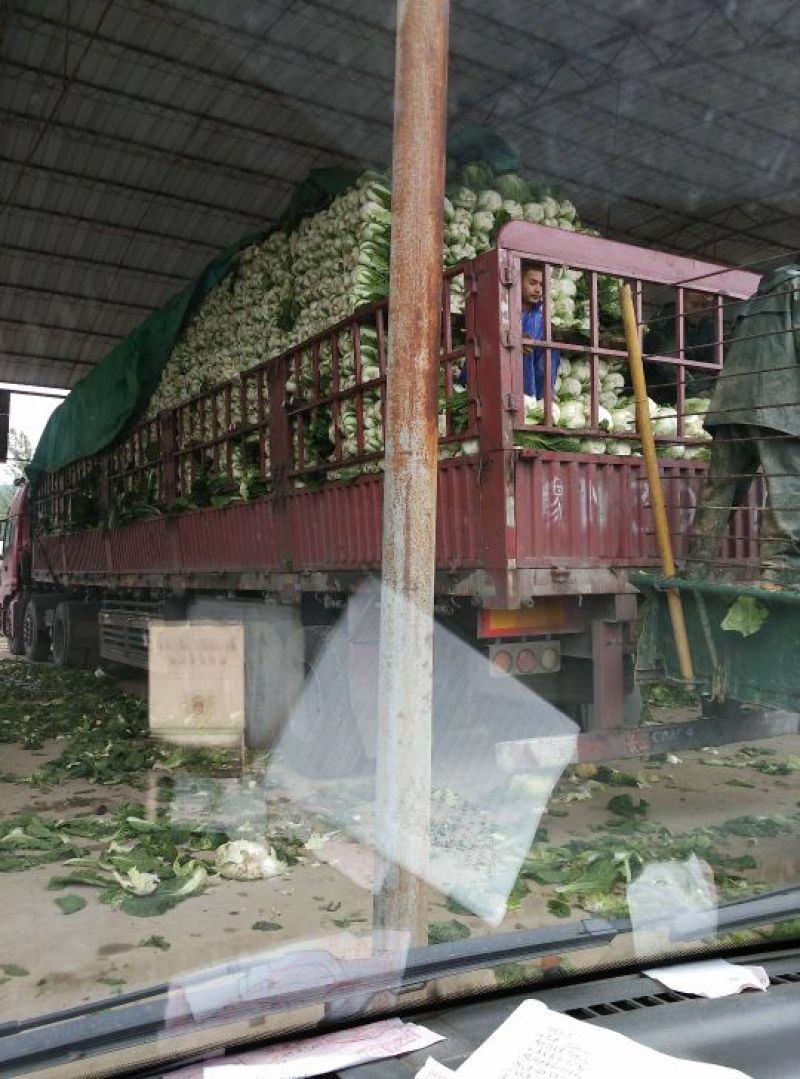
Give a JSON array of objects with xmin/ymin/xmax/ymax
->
[
  {"xmin": 173, "ymin": 1017, "xmax": 442, "ymax": 1078},
  {"xmin": 644, "ymin": 958, "xmax": 769, "ymax": 999},
  {"xmin": 426, "ymin": 999, "xmax": 752, "ymax": 1079},
  {"xmin": 414, "ymin": 1059, "xmax": 457, "ymax": 1078}
]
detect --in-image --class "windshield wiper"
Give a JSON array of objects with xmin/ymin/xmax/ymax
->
[
  {"xmin": 671, "ymin": 884, "xmax": 800, "ymax": 941},
  {"xmin": 8, "ymin": 892, "xmax": 800, "ymax": 1074},
  {"xmin": 398, "ymin": 916, "xmax": 620, "ymax": 991},
  {"xmin": 0, "ymin": 917, "xmax": 621, "ymax": 1074},
  {"xmin": 14, "ymin": 893, "xmax": 800, "ymax": 1076}
]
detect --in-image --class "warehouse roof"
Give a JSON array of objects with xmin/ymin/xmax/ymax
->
[{"xmin": 2, "ymin": 0, "xmax": 799, "ymax": 389}]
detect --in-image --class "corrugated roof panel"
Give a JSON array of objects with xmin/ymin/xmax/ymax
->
[
  {"xmin": 47, "ymin": 101, "xmax": 291, "ymax": 203},
  {"xmin": 0, "ymin": 326, "xmax": 117, "ymax": 372},
  {"xmin": 0, "ymin": 114, "xmax": 40, "ymax": 167},
  {"xmin": 0, "ymin": 358, "xmax": 80, "ymax": 390},
  {"xmin": 24, "ymin": 137, "xmax": 276, "ymax": 229},
  {"xmin": 0, "ymin": 249, "xmax": 180, "ymax": 307},
  {"xmin": 2, "ymin": 0, "xmax": 799, "ymax": 389},
  {"xmin": 0, "ymin": 288, "xmax": 142, "ymax": 340},
  {"xmin": 0, "ymin": 310, "xmax": 117, "ymax": 345}
]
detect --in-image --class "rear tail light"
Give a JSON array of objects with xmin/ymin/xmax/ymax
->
[
  {"xmin": 488, "ymin": 640, "xmax": 561, "ymax": 677},
  {"xmin": 540, "ymin": 646, "xmax": 560, "ymax": 671},
  {"xmin": 492, "ymin": 649, "xmax": 513, "ymax": 673},
  {"xmin": 516, "ymin": 647, "xmax": 537, "ymax": 674}
]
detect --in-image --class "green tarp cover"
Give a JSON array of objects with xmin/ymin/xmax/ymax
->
[
  {"xmin": 28, "ymin": 232, "xmax": 264, "ymax": 483},
  {"xmin": 278, "ymin": 166, "xmax": 363, "ymax": 233},
  {"xmin": 446, "ymin": 124, "xmax": 520, "ymax": 178},
  {"xmin": 705, "ymin": 264, "xmax": 800, "ymax": 436}
]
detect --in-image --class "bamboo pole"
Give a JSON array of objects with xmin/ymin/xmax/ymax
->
[{"xmin": 619, "ymin": 283, "xmax": 694, "ymax": 681}]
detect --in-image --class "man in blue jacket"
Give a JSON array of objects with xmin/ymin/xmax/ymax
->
[
  {"xmin": 520, "ymin": 263, "xmax": 560, "ymax": 399},
  {"xmin": 456, "ymin": 262, "xmax": 560, "ymax": 398}
]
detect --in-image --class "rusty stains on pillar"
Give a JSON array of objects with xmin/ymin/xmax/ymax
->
[{"xmin": 373, "ymin": 0, "xmax": 449, "ymax": 947}]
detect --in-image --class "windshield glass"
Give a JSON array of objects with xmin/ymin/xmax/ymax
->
[{"xmin": 2, "ymin": 2, "xmax": 800, "ymax": 1076}]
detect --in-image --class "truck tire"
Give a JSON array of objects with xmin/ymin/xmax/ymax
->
[
  {"xmin": 5, "ymin": 598, "xmax": 25, "ymax": 656},
  {"xmin": 278, "ymin": 624, "xmax": 366, "ymax": 778},
  {"xmin": 22, "ymin": 598, "xmax": 50, "ymax": 662},
  {"xmin": 52, "ymin": 602, "xmax": 100, "ymax": 669}
]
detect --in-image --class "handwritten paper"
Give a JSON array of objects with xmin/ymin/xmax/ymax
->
[
  {"xmin": 417, "ymin": 1000, "xmax": 752, "ymax": 1079},
  {"xmin": 414, "ymin": 1059, "xmax": 457, "ymax": 1078}
]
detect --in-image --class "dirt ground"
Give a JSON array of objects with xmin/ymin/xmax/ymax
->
[{"xmin": 2, "ymin": 655, "xmax": 800, "ymax": 1033}]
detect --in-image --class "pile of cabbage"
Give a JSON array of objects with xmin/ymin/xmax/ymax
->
[
  {"xmin": 295, "ymin": 164, "xmax": 593, "ymax": 477},
  {"xmin": 519, "ymin": 356, "xmax": 712, "ymax": 459},
  {"xmin": 147, "ymin": 174, "xmax": 392, "ymax": 422},
  {"xmin": 443, "ymin": 162, "xmax": 587, "ymax": 330},
  {"xmin": 149, "ymin": 163, "xmax": 594, "ymax": 421},
  {"xmin": 147, "ymin": 232, "xmax": 293, "ymax": 419},
  {"xmin": 143, "ymin": 163, "xmax": 641, "ymax": 483},
  {"xmin": 289, "ymin": 172, "xmax": 393, "ymax": 343}
]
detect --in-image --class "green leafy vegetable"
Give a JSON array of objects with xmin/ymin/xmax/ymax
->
[
  {"xmin": 460, "ymin": 161, "xmax": 495, "ymax": 191},
  {"xmin": 138, "ymin": 936, "xmax": 171, "ymax": 950},
  {"xmin": 48, "ymin": 869, "xmax": 109, "ymax": 889},
  {"xmin": 514, "ymin": 432, "xmax": 583, "ymax": 453},
  {"xmin": 507, "ymin": 877, "xmax": 531, "ymax": 912},
  {"xmin": 595, "ymin": 767, "xmax": 645, "ymax": 788},
  {"xmin": 721, "ymin": 595, "xmax": 769, "ymax": 637},
  {"xmin": 752, "ymin": 756, "xmax": 800, "ymax": 776},
  {"xmin": 495, "ymin": 173, "xmax": 531, "ymax": 203},
  {"xmin": 55, "ymin": 895, "xmax": 87, "ymax": 915},
  {"xmin": 607, "ymin": 794, "xmax": 650, "ymax": 820},
  {"xmin": 521, "ymin": 802, "xmax": 783, "ymax": 923},
  {"xmin": 428, "ymin": 919, "xmax": 472, "ymax": 945},
  {"xmin": 112, "ymin": 867, "xmax": 160, "ymax": 896},
  {"xmin": 716, "ymin": 815, "xmax": 794, "ymax": 838},
  {"xmin": 644, "ymin": 681, "xmax": 699, "ymax": 708},
  {"xmin": 493, "ymin": 962, "xmax": 531, "ymax": 987}
]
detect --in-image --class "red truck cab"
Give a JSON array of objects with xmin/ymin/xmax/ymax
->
[{"xmin": 1, "ymin": 482, "xmax": 31, "ymax": 654}]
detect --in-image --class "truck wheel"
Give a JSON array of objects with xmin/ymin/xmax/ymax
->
[
  {"xmin": 22, "ymin": 599, "xmax": 50, "ymax": 662},
  {"xmin": 278, "ymin": 624, "xmax": 366, "ymax": 778},
  {"xmin": 5, "ymin": 599, "xmax": 25, "ymax": 656},
  {"xmin": 51, "ymin": 602, "xmax": 99, "ymax": 669}
]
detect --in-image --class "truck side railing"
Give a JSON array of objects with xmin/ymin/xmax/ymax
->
[
  {"xmin": 34, "ymin": 224, "xmax": 760, "ymax": 546},
  {"xmin": 282, "ymin": 264, "xmax": 476, "ymax": 487},
  {"xmin": 35, "ymin": 265, "xmax": 478, "ymax": 530},
  {"xmin": 492, "ymin": 224, "xmax": 761, "ymax": 565},
  {"xmin": 498, "ymin": 223, "xmax": 757, "ymax": 442}
]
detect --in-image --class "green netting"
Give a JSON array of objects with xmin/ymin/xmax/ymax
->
[
  {"xmin": 28, "ymin": 232, "xmax": 265, "ymax": 483},
  {"xmin": 445, "ymin": 124, "xmax": 520, "ymax": 179},
  {"xmin": 280, "ymin": 133, "xmax": 519, "ymax": 231},
  {"xmin": 278, "ymin": 166, "xmax": 364, "ymax": 233}
]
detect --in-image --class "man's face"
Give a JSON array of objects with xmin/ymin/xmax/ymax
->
[
  {"xmin": 685, "ymin": 290, "xmax": 712, "ymax": 319},
  {"xmin": 522, "ymin": 267, "xmax": 544, "ymax": 305}
]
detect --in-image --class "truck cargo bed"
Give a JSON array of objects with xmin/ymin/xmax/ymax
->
[
  {"xmin": 33, "ymin": 450, "xmax": 759, "ymax": 604},
  {"xmin": 30, "ymin": 223, "xmax": 761, "ymax": 606}
]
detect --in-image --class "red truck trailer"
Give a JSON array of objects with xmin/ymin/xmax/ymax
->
[{"xmin": 0, "ymin": 222, "xmax": 769, "ymax": 768}]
